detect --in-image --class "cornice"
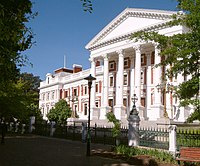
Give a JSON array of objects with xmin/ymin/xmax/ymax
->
[
  {"xmin": 86, "ymin": 8, "xmax": 177, "ymax": 51},
  {"xmin": 88, "ymin": 21, "xmax": 170, "ymax": 51}
]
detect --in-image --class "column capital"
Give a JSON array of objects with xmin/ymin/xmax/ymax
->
[
  {"xmin": 116, "ymin": 49, "xmax": 124, "ymax": 56},
  {"xmin": 133, "ymin": 45, "xmax": 141, "ymax": 54},
  {"xmin": 89, "ymin": 57, "xmax": 96, "ymax": 63},
  {"xmin": 102, "ymin": 54, "xmax": 108, "ymax": 60}
]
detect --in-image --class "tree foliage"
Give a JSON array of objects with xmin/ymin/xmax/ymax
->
[
  {"xmin": 131, "ymin": 0, "xmax": 200, "ymax": 122},
  {"xmin": 0, "ymin": 0, "xmax": 36, "ymax": 121},
  {"xmin": 80, "ymin": 0, "xmax": 93, "ymax": 13},
  {"xmin": 47, "ymin": 99, "xmax": 72, "ymax": 125},
  {"xmin": 106, "ymin": 112, "xmax": 121, "ymax": 138}
]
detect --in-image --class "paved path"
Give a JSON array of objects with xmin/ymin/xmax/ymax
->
[{"xmin": 0, "ymin": 136, "xmax": 135, "ymax": 166}]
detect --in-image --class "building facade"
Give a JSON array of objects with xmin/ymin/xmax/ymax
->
[{"xmin": 39, "ymin": 8, "xmax": 193, "ymax": 125}]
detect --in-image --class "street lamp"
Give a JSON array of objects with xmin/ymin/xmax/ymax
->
[
  {"xmin": 156, "ymin": 82, "xmax": 174, "ymax": 118},
  {"xmin": 84, "ymin": 74, "xmax": 96, "ymax": 156},
  {"xmin": 130, "ymin": 94, "xmax": 138, "ymax": 115}
]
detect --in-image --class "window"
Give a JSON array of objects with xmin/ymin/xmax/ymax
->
[
  {"xmin": 74, "ymin": 105, "xmax": 78, "ymax": 114},
  {"xmin": 124, "ymin": 74, "xmax": 128, "ymax": 85},
  {"xmin": 84, "ymin": 86, "xmax": 87, "ymax": 95},
  {"xmin": 141, "ymin": 54, "xmax": 145, "ymax": 64},
  {"xmin": 95, "ymin": 102, "xmax": 99, "ymax": 108},
  {"xmin": 141, "ymin": 70, "xmax": 144, "ymax": 84},
  {"xmin": 84, "ymin": 104, "xmax": 87, "ymax": 115},
  {"xmin": 110, "ymin": 76, "xmax": 114, "ymax": 87},
  {"xmin": 109, "ymin": 99, "xmax": 114, "ymax": 107},
  {"xmin": 109, "ymin": 62, "xmax": 114, "ymax": 70},
  {"xmin": 47, "ymin": 92, "xmax": 50, "ymax": 101},
  {"xmin": 124, "ymin": 58, "xmax": 129, "ymax": 68},
  {"xmin": 96, "ymin": 84, "xmax": 98, "ymax": 93},
  {"xmin": 65, "ymin": 91, "xmax": 68, "ymax": 98},
  {"xmin": 51, "ymin": 91, "xmax": 55, "ymax": 100},
  {"xmin": 74, "ymin": 89, "xmax": 77, "ymax": 96},
  {"xmin": 47, "ymin": 106, "xmax": 49, "ymax": 114},
  {"xmin": 123, "ymin": 98, "xmax": 127, "ymax": 107},
  {"xmin": 42, "ymin": 94, "xmax": 45, "ymax": 101},
  {"xmin": 42, "ymin": 108, "xmax": 44, "ymax": 115}
]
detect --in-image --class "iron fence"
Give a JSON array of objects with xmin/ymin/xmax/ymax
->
[
  {"xmin": 177, "ymin": 128, "xmax": 200, "ymax": 150},
  {"xmin": 5, "ymin": 121, "xmax": 200, "ymax": 151},
  {"xmin": 139, "ymin": 127, "xmax": 169, "ymax": 150}
]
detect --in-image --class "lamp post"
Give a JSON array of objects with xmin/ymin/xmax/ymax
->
[
  {"xmin": 68, "ymin": 95, "xmax": 78, "ymax": 118},
  {"xmin": 156, "ymin": 82, "xmax": 174, "ymax": 118},
  {"xmin": 84, "ymin": 74, "xmax": 96, "ymax": 156},
  {"xmin": 128, "ymin": 93, "xmax": 140, "ymax": 146},
  {"xmin": 130, "ymin": 94, "xmax": 138, "ymax": 115}
]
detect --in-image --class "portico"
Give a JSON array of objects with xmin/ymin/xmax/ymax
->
[{"xmin": 85, "ymin": 8, "xmax": 185, "ymax": 123}]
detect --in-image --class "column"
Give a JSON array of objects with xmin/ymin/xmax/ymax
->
[
  {"xmin": 115, "ymin": 50, "xmax": 124, "ymax": 107},
  {"xmin": 153, "ymin": 44, "xmax": 163, "ymax": 120},
  {"xmin": 114, "ymin": 50, "xmax": 125, "ymax": 120},
  {"xmin": 90, "ymin": 57, "xmax": 99, "ymax": 120},
  {"xmin": 130, "ymin": 55, "xmax": 135, "ymax": 114},
  {"xmin": 103, "ymin": 55, "xmax": 109, "ymax": 107},
  {"xmin": 134, "ymin": 46, "xmax": 141, "ymax": 108},
  {"xmin": 90, "ymin": 57, "xmax": 96, "ymax": 108},
  {"xmin": 168, "ymin": 125, "xmax": 177, "ymax": 156},
  {"xmin": 154, "ymin": 45, "xmax": 162, "ymax": 105},
  {"xmin": 100, "ymin": 54, "xmax": 109, "ymax": 119},
  {"xmin": 146, "ymin": 52, "xmax": 152, "ymax": 117}
]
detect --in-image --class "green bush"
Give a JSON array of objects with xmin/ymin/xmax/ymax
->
[{"xmin": 114, "ymin": 145, "xmax": 176, "ymax": 164}]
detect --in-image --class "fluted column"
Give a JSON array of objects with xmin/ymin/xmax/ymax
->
[
  {"xmin": 103, "ymin": 55, "xmax": 109, "ymax": 107},
  {"xmin": 100, "ymin": 54, "xmax": 109, "ymax": 119},
  {"xmin": 115, "ymin": 50, "xmax": 124, "ymax": 107},
  {"xmin": 114, "ymin": 50, "xmax": 126, "ymax": 120},
  {"xmin": 134, "ymin": 46, "xmax": 141, "ymax": 107},
  {"xmin": 130, "ymin": 55, "xmax": 135, "ymax": 113},
  {"xmin": 146, "ymin": 52, "xmax": 152, "ymax": 112},
  {"xmin": 154, "ymin": 45, "xmax": 162, "ymax": 106},
  {"xmin": 90, "ymin": 57, "xmax": 96, "ymax": 108},
  {"xmin": 153, "ymin": 44, "xmax": 164, "ymax": 120}
]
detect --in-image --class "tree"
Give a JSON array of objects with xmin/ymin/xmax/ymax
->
[
  {"xmin": 0, "ymin": 0, "xmax": 36, "ymax": 122},
  {"xmin": 0, "ymin": 0, "xmax": 36, "ymax": 120},
  {"xmin": 47, "ymin": 99, "xmax": 72, "ymax": 125},
  {"xmin": 19, "ymin": 73, "xmax": 43, "ymax": 124},
  {"xmin": 132, "ymin": 0, "xmax": 200, "ymax": 122},
  {"xmin": 106, "ymin": 112, "xmax": 121, "ymax": 145},
  {"xmin": 80, "ymin": 0, "xmax": 93, "ymax": 13},
  {"xmin": 0, "ymin": 73, "xmax": 42, "ymax": 124}
]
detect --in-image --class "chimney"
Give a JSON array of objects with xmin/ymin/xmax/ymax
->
[{"xmin": 73, "ymin": 64, "xmax": 82, "ymax": 73}]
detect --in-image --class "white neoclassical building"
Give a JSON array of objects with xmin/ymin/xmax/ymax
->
[{"xmin": 39, "ymin": 8, "xmax": 193, "ymax": 126}]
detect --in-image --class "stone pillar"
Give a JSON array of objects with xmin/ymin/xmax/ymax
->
[
  {"xmin": 168, "ymin": 125, "xmax": 177, "ymax": 156},
  {"xmin": 128, "ymin": 107, "xmax": 140, "ymax": 146},
  {"xmin": 134, "ymin": 46, "xmax": 141, "ymax": 108},
  {"xmin": 90, "ymin": 57, "xmax": 98, "ymax": 119},
  {"xmin": 154, "ymin": 44, "xmax": 163, "ymax": 119},
  {"xmin": 146, "ymin": 52, "xmax": 152, "ymax": 118},
  {"xmin": 114, "ymin": 50, "xmax": 126, "ymax": 120},
  {"xmin": 90, "ymin": 57, "xmax": 96, "ymax": 108},
  {"xmin": 29, "ymin": 116, "xmax": 35, "ymax": 133},
  {"xmin": 130, "ymin": 55, "xmax": 135, "ymax": 113},
  {"xmin": 100, "ymin": 54, "xmax": 109, "ymax": 119}
]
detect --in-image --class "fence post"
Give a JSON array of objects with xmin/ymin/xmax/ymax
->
[
  {"xmin": 128, "ymin": 114, "xmax": 140, "ymax": 146},
  {"xmin": 29, "ymin": 116, "xmax": 35, "ymax": 133},
  {"xmin": 50, "ymin": 121, "xmax": 56, "ymax": 136},
  {"xmin": 168, "ymin": 125, "xmax": 177, "ymax": 156}
]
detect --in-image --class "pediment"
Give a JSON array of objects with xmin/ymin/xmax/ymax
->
[{"xmin": 86, "ymin": 8, "xmax": 177, "ymax": 50}]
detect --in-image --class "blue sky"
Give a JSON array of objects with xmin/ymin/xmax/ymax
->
[{"xmin": 21, "ymin": 0, "xmax": 178, "ymax": 80}]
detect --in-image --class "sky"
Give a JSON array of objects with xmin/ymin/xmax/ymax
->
[{"xmin": 21, "ymin": 0, "xmax": 178, "ymax": 80}]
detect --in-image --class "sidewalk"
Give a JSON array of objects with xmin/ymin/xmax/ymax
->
[{"xmin": 0, "ymin": 135, "xmax": 135, "ymax": 166}]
